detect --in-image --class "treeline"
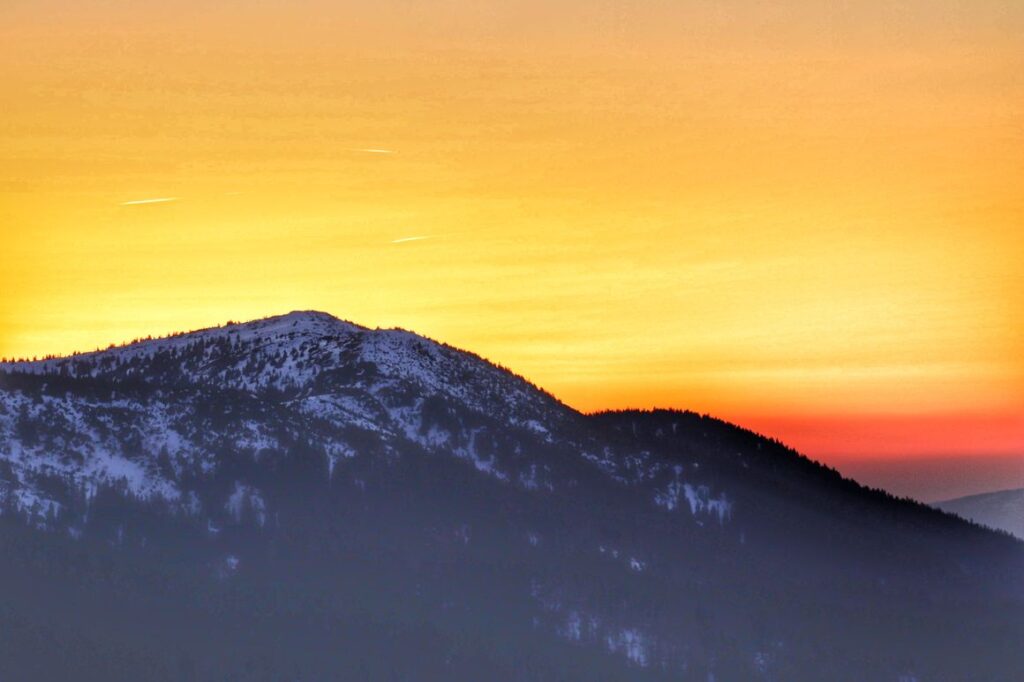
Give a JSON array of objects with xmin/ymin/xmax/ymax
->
[{"xmin": 0, "ymin": 318, "xmax": 252, "ymax": 365}]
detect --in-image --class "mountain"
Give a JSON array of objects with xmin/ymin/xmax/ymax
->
[
  {"xmin": 0, "ymin": 311, "xmax": 1021, "ymax": 681},
  {"xmin": 935, "ymin": 488, "xmax": 1024, "ymax": 541}
]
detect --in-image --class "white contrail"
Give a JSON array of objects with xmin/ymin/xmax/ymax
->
[
  {"xmin": 390, "ymin": 236, "xmax": 431, "ymax": 244},
  {"xmin": 350, "ymin": 148, "xmax": 396, "ymax": 155},
  {"xmin": 120, "ymin": 197, "xmax": 178, "ymax": 206}
]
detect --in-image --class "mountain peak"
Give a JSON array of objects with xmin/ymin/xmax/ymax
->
[
  {"xmin": 1, "ymin": 310, "xmax": 366, "ymax": 372},
  {"xmin": 221, "ymin": 309, "xmax": 365, "ymax": 337},
  {"xmin": 1, "ymin": 310, "xmax": 568, "ymax": 431},
  {"xmin": 253, "ymin": 309, "xmax": 360, "ymax": 328},
  {"xmin": 279, "ymin": 309, "xmax": 337, "ymax": 320}
]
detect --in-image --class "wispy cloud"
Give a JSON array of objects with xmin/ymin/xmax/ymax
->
[
  {"xmin": 390, "ymin": 236, "xmax": 431, "ymax": 244},
  {"xmin": 120, "ymin": 197, "xmax": 178, "ymax": 206},
  {"xmin": 349, "ymin": 148, "xmax": 396, "ymax": 155}
]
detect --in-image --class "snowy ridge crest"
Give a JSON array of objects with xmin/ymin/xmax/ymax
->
[{"xmin": 0, "ymin": 312, "xmax": 733, "ymax": 546}]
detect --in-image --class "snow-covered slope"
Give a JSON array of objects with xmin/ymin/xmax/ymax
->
[
  {"xmin": 5, "ymin": 311, "xmax": 563, "ymax": 423},
  {"xmin": 0, "ymin": 312, "xmax": 732, "ymax": 533}
]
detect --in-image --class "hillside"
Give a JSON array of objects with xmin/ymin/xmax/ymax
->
[{"xmin": 1, "ymin": 311, "xmax": 1021, "ymax": 681}]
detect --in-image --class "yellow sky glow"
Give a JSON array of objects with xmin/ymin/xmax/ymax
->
[{"xmin": 2, "ymin": 1, "xmax": 1022, "ymax": 457}]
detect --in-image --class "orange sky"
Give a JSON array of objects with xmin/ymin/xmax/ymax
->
[{"xmin": 1, "ymin": 1, "xmax": 1022, "ymax": 461}]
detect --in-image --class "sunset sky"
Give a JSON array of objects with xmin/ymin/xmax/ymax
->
[{"xmin": 2, "ymin": 1, "xmax": 1022, "ymax": 466}]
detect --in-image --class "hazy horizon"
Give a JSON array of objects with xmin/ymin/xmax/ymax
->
[{"xmin": 829, "ymin": 453, "xmax": 1024, "ymax": 503}]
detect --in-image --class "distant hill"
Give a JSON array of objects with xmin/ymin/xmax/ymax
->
[
  {"xmin": 1, "ymin": 311, "xmax": 1021, "ymax": 681},
  {"xmin": 935, "ymin": 488, "xmax": 1024, "ymax": 540}
]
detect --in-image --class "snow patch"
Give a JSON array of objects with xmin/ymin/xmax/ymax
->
[
  {"xmin": 225, "ymin": 482, "xmax": 267, "ymax": 527},
  {"xmin": 605, "ymin": 628, "xmax": 650, "ymax": 667},
  {"xmin": 654, "ymin": 468, "xmax": 731, "ymax": 524}
]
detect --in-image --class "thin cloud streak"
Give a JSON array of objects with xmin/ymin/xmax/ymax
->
[
  {"xmin": 120, "ymin": 197, "xmax": 178, "ymax": 206},
  {"xmin": 390, "ymin": 236, "xmax": 431, "ymax": 244},
  {"xmin": 349, "ymin": 148, "xmax": 396, "ymax": 155}
]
